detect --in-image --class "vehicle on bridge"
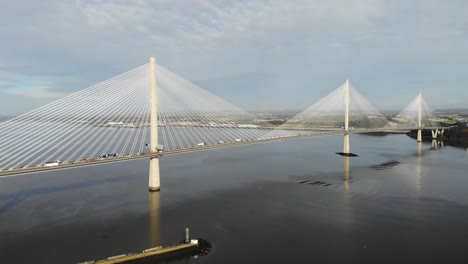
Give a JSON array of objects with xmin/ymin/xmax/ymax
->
[
  {"xmin": 44, "ymin": 160, "xmax": 61, "ymax": 167},
  {"xmin": 235, "ymin": 138, "xmax": 242, "ymax": 142},
  {"xmin": 100, "ymin": 153, "xmax": 119, "ymax": 158},
  {"xmin": 197, "ymin": 142, "xmax": 206, "ymax": 146}
]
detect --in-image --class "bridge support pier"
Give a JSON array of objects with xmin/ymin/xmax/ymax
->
[
  {"xmin": 336, "ymin": 80, "xmax": 357, "ymax": 157},
  {"xmin": 417, "ymin": 92, "xmax": 422, "ymax": 143},
  {"xmin": 344, "ymin": 132, "xmax": 350, "ymax": 154},
  {"xmin": 149, "ymin": 56, "xmax": 161, "ymax": 192},
  {"xmin": 149, "ymin": 157, "xmax": 160, "ymax": 191},
  {"xmin": 417, "ymin": 129, "xmax": 422, "ymax": 142},
  {"xmin": 343, "ymin": 80, "xmax": 351, "ymax": 154},
  {"xmin": 431, "ymin": 129, "xmax": 444, "ymax": 140}
]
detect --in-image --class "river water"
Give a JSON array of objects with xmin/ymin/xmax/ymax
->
[{"xmin": 0, "ymin": 134, "xmax": 467, "ymax": 263}]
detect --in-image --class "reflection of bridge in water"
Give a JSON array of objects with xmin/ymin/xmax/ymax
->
[
  {"xmin": 149, "ymin": 192, "xmax": 160, "ymax": 248},
  {"xmin": 0, "ymin": 57, "xmax": 449, "ymax": 191}
]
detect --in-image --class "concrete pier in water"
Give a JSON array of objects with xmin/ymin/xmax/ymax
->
[{"xmin": 148, "ymin": 56, "xmax": 161, "ymax": 192}]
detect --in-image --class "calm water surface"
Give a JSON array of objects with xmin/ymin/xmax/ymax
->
[{"xmin": 0, "ymin": 134, "xmax": 467, "ymax": 263}]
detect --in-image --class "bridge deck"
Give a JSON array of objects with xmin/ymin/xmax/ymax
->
[{"xmin": 0, "ymin": 128, "xmax": 422, "ymax": 178}]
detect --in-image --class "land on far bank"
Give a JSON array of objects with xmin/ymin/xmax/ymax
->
[{"xmin": 407, "ymin": 123, "xmax": 468, "ymax": 148}]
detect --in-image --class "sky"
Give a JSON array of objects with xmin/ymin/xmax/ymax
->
[{"xmin": 0, "ymin": 0, "xmax": 467, "ymax": 115}]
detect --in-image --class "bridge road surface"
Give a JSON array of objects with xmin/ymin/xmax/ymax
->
[{"xmin": 0, "ymin": 128, "xmax": 414, "ymax": 178}]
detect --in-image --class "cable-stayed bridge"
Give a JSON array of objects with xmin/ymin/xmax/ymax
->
[{"xmin": 0, "ymin": 57, "xmax": 447, "ymax": 190}]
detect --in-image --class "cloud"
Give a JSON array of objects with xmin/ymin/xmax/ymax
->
[{"xmin": 0, "ymin": 0, "xmax": 468, "ymax": 115}]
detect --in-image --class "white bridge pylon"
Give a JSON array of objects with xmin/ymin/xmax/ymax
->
[
  {"xmin": 386, "ymin": 92, "xmax": 441, "ymax": 141},
  {"xmin": 0, "ymin": 58, "xmax": 277, "ymax": 177},
  {"xmin": 264, "ymin": 80, "xmax": 389, "ymax": 154}
]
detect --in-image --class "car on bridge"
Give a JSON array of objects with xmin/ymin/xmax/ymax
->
[{"xmin": 197, "ymin": 142, "xmax": 206, "ymax": 146}]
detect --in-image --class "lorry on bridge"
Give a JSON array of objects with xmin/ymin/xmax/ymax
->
[
  {"xmin": 100, "ymin": 153, "xmax": 119, "ymax": 158},
  {"xmin": 44, "ymin": 160, "xmax": 61, "ymax": 167}
]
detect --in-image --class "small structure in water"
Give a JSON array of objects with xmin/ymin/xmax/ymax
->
[
  {"xmin": 78, "ymin": 228, "xmax": 210, "ymax": 264},
  {"xmin": 336, "ymin": 152, "xmax": 358, "ymax": 157}
]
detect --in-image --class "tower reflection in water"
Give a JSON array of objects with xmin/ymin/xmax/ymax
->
[
  {"xmin": 149, "ymin": 191, "xmax": 161, "ymax": 248},
  {"xmin": 431, "ymin": 139, "xmax": 444, "ymax": 150},
  {"xmin": 342, "ymin": 156, "xmax": 354, "ymax": 225},
  {"xmin": 416, "ymin": 142, "xmax": 422, "ymax": 192},
  {"xmin": 343, "ymin": 157, "xmax": 350, "ymax": 193}
]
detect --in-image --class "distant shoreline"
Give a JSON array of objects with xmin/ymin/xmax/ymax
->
[{"xmin": 407, "ymin": 128, "xmax": 468, "ymax": 148}]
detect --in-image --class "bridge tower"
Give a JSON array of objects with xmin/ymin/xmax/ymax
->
[
  {"xmin": 343, "ymin": 79, "xmax": 351, "ymax": 154},
  {"xmin": 417, "ymin": 92, "xmax": 422, "ymax": 142},
  {"xmin": 149, "ymin": 57, "xmax": 161, "ymax": 192}
]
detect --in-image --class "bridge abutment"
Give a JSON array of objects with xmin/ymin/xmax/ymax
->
[{"xmin": 431, "ymin": 129, "xmax": 443, "ymax": 139}]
